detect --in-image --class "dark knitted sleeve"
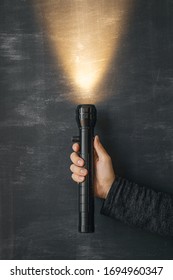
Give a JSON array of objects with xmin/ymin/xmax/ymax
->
[{"xmin": 101, "ymin": 177, "xmax": 173, "ymax": 236}]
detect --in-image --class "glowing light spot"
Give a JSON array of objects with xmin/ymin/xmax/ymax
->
[{"xmin": 33, "ymin": 0, "xmax": 133, "ymax": 103}]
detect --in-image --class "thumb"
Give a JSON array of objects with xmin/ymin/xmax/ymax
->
[{"xmin": 94, "ymin": 135, "xmax": 109, "ymax": 160}]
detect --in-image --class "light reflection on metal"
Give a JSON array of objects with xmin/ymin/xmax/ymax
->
[{"xmin": 34, "ymin": 1, "xmax": 133, "ymax": 103}]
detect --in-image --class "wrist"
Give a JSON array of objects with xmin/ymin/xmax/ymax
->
[{"xmin": 104, "ymin": 174, "xmax": 116, "ymax": 199}]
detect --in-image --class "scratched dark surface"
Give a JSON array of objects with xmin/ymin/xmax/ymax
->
[{"xmin": 0, "ymin": 0, "xmax": 173, "ymax": 260}]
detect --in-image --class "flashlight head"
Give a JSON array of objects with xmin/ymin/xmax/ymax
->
[{"xmin": 76, "ymin": 104, "xmax": 97, "ymax": 128}]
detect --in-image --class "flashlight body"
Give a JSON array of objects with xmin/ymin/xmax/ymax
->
[
  {"xmin": 79, "ymin": 125, "xmax": 94, "ymax": 233},
  {"xmin": 75, "ymin": 105, "xmax": 96, "ymax": 233}
]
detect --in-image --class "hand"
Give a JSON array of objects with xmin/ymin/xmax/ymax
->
[{"xmin": 70, "ymin": 135, "xmax": 116, "ymax": 199}]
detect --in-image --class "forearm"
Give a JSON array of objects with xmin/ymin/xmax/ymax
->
[{"xmin": 101, "ymin": 177, "xmax": 173, "ymax": 236}]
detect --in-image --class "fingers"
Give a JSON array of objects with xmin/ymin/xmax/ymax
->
[
  {"xmin": 70, "ymin": 152, "xmax": 84, "ymax": 166},
  {"xmin": 72, "ymin": 143, "xmax": 80, "ymax": 153},
  {"xmin": 70, "ymin": 143, "xmax": 87, "ymax": 183},
  {"xmin": 70, "ymin": 164, "xmax": 88, "ymax": 176},
  {"xmin": 94, "ymin": 135, "xmax": 110, "ymax": 161},
  {"xmin": 71, "ymin": 173, "xmax": 85, "ymax": 183},
  {"xmin": 70, "ymin": 164, "xmax": 88, "ymax": 183}
]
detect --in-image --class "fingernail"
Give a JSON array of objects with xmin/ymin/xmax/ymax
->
[
  {"xmin": 95, "ymin": 135, "xmax": 99, "ymax": 141},
  {"xmin": 80, "ymin": 169, "xmax": 85, "ymax": 174},
  {"xmin": 79, "ymin": 176, "xmax": 84, "ymax": 182},
  {"xmin": 78, "ymin": 159, "xmax": 83, "ymax": 165},
  {"xmin": 74, "ymin": 143, "xmax": 78, "ymax": 149}
]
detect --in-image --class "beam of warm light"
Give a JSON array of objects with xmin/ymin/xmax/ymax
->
[{"xmin": 33, "ymin": 1, "xmax": 133, "ymax": 103}]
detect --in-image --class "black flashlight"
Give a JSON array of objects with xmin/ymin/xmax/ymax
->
[{"xmin": 72, "ymin": 104, "xmax": 97, "ymax": 233}]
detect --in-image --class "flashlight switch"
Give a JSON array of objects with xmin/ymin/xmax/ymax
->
[{"xmin": 71, "ymin": 136, "xmax": 80, "ymax": 143}]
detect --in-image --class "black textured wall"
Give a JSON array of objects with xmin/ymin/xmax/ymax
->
[{"xmin": 0, "ymin": 0, "xmax": 173, "ymax": 259}]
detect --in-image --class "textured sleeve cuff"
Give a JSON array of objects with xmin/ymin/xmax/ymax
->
[
  {"xmin": 100, "ymin": 176, "xmax": 173, "ymax": 236},
  {"xmin": 100, "ymin": 176, "xmax": 125, "ymax": 216}
]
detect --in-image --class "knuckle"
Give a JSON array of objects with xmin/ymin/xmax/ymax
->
[
  {"xmin": 71, "ymin": 173, "xmax": 77, "ymax": 182},
  {"xmin": 70, "ymin": 164, "xmax": 74, "ymax": 172},
  {"xmin": 103, "ymin": 154, "xmax": 111, "ymax": 163},
  {"xmin": 70, "ymin": 152, "xmax": 76, "ymax": 162}
]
